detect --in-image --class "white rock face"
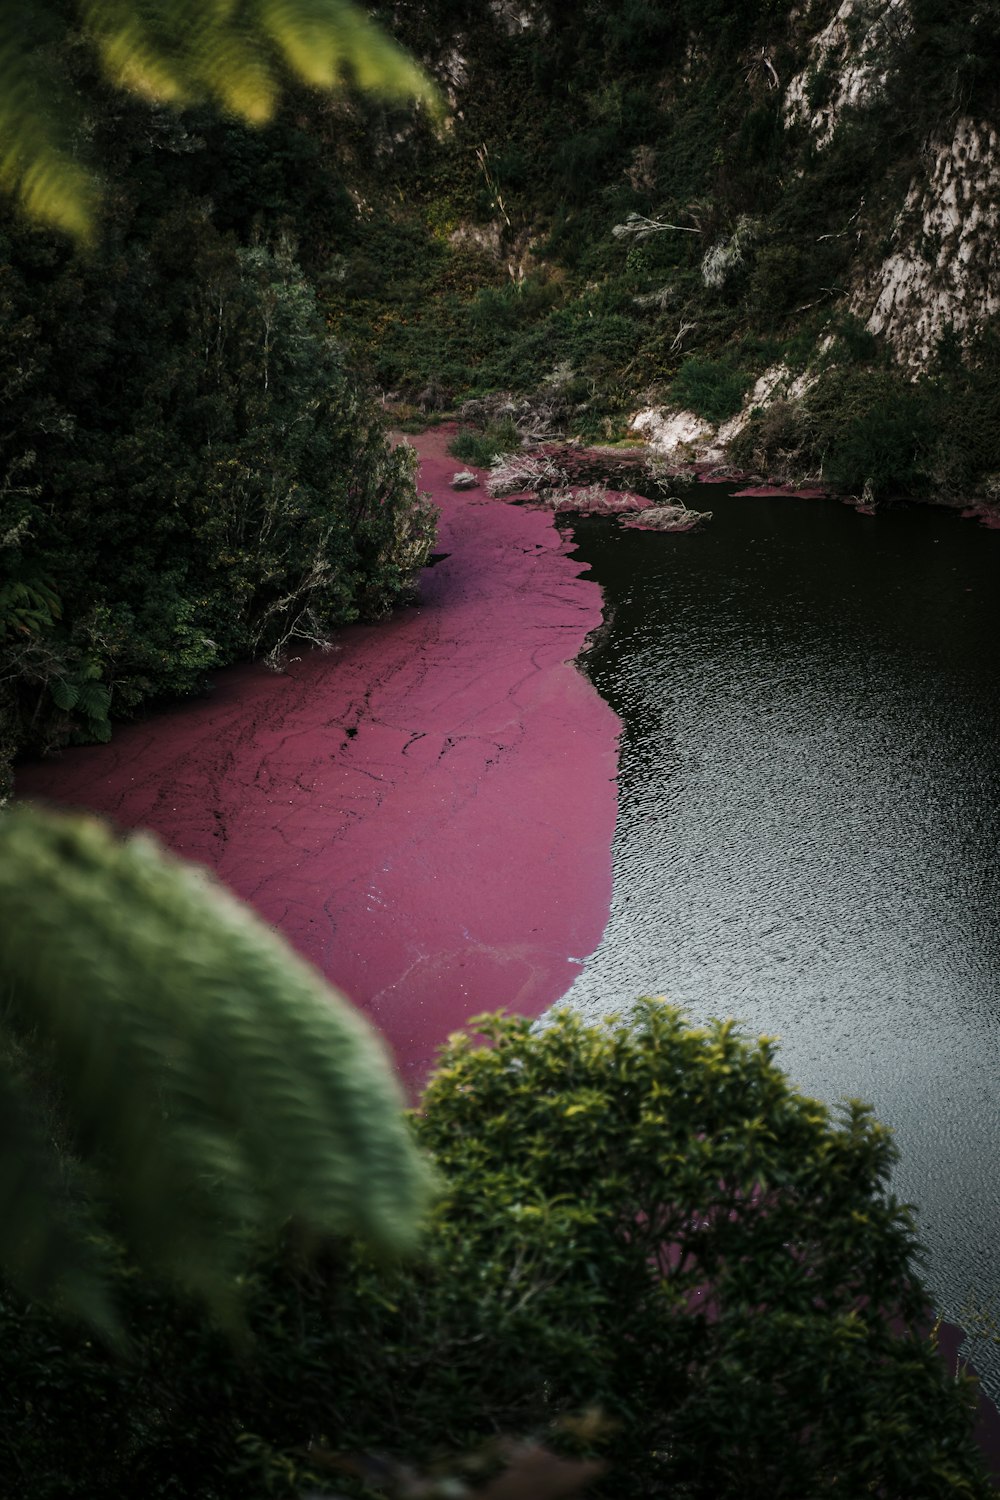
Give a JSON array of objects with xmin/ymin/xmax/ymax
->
[
  {"xmin": 784, "ymin": 0, "xmax": 910, "ymax": 148},
  {"xmin": 439, "ymin": 46, "xmax": 469, "ymax": 108},
  {"xmin": 630, "ymin": 408, "xmax": 714, "ymax": 457},
  {"xmin": 631, "ymin": 367, "xmax": 822, "ymax": 467},
  {"xmin": 487, "ymin": 0, "xmax": 537, "ymax": 34},
  {"xmin": 782, "ymin": 6, "xmax": 998, "ymax": 365},
  {"xmin": 856, "ymin": 117, "xmax": 1000, "ymax": 365},
  {"xmin": 716, "ymin": 365, "xmax": 817, "ymax": 446}
]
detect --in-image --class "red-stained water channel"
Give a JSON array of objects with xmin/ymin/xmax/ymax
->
[{"xmin": 16, "ymin": 427, "xmax": 620, "ymax": 1090}]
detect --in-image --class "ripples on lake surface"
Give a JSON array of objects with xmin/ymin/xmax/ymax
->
[{"xmin": 562, "ymin": 488, "xmax": 1000, "ymax": 1390}]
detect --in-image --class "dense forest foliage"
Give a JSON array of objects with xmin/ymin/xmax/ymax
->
[
  {"xmin": 0, "ymin": 63, "xmax": 436, "ymax": 794},
  {"xmin": 2, "ymin": 1004, "xmax": 994, "ymax": 1498}
]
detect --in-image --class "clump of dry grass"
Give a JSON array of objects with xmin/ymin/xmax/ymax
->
[
  {"xmin": 620, "ymin": 501, "xmax": 712, "ymax": 531},
  {"xmin": 486, "ymin": 453, "xmax": 569, "ymax": 496}
]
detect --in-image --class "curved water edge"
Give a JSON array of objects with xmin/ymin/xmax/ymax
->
[
  {"xmin": 14, "ymin": 429, "xmax": 1000, "ymax": 1469},
  {"xmin": 15, "ymin": 427, "xmax": 620, "ymax": 1091},
  {"xmin": 554, "ymin": 480, "xmax": 1000, "ymax": 1420}
]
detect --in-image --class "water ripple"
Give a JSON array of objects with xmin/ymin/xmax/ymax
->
[{"xmin": 563, "ymin": 494, "xmax": 1000, "ymax": 1390}]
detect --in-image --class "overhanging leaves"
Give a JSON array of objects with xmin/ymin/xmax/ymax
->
[
  {"xmin": 0, "ymin": 0, "xmax": 441, "ymax": 241},
  {"xmin": 0, "ymin": 804, "xmax": 436, "ymax": 1329}
]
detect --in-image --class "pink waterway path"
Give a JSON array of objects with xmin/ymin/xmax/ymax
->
[{"xmin": 16, "ymin": 426, "xmax": 620, "ymax": 1091}]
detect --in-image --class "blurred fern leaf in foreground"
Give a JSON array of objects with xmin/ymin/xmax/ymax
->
[
  {"xmin": 1, "ymin": 0, "xmax": 440, "ymax": 240},
  {"xmin": 0, "ymin": 804, "xmax": 435, "ymax": 1333}
]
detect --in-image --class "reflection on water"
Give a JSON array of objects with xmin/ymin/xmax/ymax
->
[{"xmin": 561, "ymin": 489, "xmax": 1000, "ymax": 1391}]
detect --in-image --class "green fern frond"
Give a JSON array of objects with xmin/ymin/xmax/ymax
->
[
  {"xmin": 0, "ymin": 806, "xmax": 435, "ymax": 1326},
  {"xmin": 81, "ymin": 0, "xmax": 278, "ymax": 121},
  {"xmin": 0, "ymin": 573, "xmax": 63, "ymax": 638},
  {"xmin": 73, "ymin": 680, "xmax": 111, "ymax": 722},
  {"xmin": 0, "ymin": 0, "xmax": 440, "ymax": 240},
  {"xmin": 0, "ymin": 89, "xmax": 98, "ymax": 241},
  {"xmin": 257, "ymin": 0, "xmax": 438, "ymax": 103},
  {"xmin": 0, "ymin": 3, "xmax": 99, "ymax": 241},
  {"xmin": 48, "ymin": 678, "xmax": 79, "ymax": 711}
]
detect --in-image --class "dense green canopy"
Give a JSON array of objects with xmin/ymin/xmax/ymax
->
[{"xmin": 0, "ymin": 1002, "xmax": 991, "ymax": 1495}]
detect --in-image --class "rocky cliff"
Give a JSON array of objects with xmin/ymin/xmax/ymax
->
[{"xmin": 335, "ymin": 0, "xmax": 1000, "ymax": 507}]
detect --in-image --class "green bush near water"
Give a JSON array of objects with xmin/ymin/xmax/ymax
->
[
  {"xmin": 448, "ymin": 418, "xmax": 521, "ymax": 467},
  {"xmin": 731, "ymin": 344, "xmax": 1000, "ymax": 501},
  {"xmin": 0, "ymin": 213, "xmax": 437, "ymax": 795},
  {"xmin": 670, "ymin": 355, "xmax": 754, "ymax": 423},
  {"xmin": 811, "ymin": 374, "xmax": 932, "ymax": 500},
  {"xmin": 1, "ymin": 1002, "xmax": 990, "ymax": 1498}
]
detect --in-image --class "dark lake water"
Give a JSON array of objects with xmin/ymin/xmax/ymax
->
[{"xmin": 560, "ymin": 486, "xmax": 1000, "ymax": 1392}]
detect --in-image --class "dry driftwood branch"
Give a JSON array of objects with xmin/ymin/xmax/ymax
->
[
  {"xmin": 612, "ymin": 211, "xmax": 701, "ymax": 241},
  {"xmin": 670, "ymin": 319, "xmax": 698, "ymax": 352}
]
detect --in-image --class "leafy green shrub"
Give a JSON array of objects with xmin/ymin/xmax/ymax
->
[
  {"xmin": 391, "ymin": 1006, "xmax": 989, "ymax": 1497},
  {"xmin": 551, "ymin": 126, "xmax": 624, "ymax": 200},
  {"xmin": 467, "ymin": 279, "xmax": 563, "ymax": 334},
  {"xmin": 824, "ymin": 312, "xmax": 881, "ymax": 365},
  {"xmin": 1, "ymin": 1003, "xmax": 990, "ymax": 1498},
  {"xmin": 0, "ymin": 212, "xmax": 436, "ymax": 784},
  {"xmin": 803, "ymin": 368, "xmax": 934, "ymax": 500},
  {"xmin": 448, "ymin": 418, "xmax": 521, "ymax": 467},
  {"xmin": 670, "ymin": 356, "xmax": 753, "ymax": 423},
  {"xmin": 747, "ymin": 243, "xmax": 806, "ymax": 318},
  {"xmin": 920, "ymin": 330, "xmax": 1000, "ymax": 496},
  {"xmin": 824, "ymin": 398, "xmax": 929, "ymax": 499},
  {"xmin": 728, "ymin": 397, "xmax": 811, "ymax": 476}
]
